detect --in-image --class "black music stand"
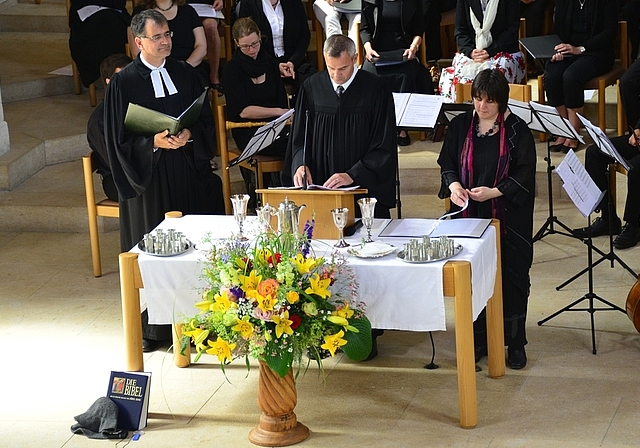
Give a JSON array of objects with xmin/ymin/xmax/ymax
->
[
  {"xmin": 507, "ymin": 99, "xmax": 583, "ymax": 242},
  {"xmin": 536, "ymin": 149, "xmax": 625, "ymax": 354},
  {"xmin": 555, "ymin": 116, "xmax": 638, "ymax": 289}
]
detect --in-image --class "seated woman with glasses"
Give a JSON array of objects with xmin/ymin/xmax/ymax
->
[
  {"xmin": 360, "ymin": 0, "xmax": 434, "ymax": 146},
  {"xmin": 222, "ymin": 17, "xmax": 291, "ymax": 210},
  {"xmin": 237, "ymin": 0, "xmax": 314, "ymax": 92},
  {"xmin": 129, "ymin": 0, "xmax": 207, "ymax": 80},
  {"xmin": 439, "ymin": 0, "xmax": 525, "ymax": 103}
]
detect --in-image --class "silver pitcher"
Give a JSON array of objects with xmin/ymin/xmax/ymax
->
[{"xmin": 276, "ymin": 197, "xmax": 305, "ymax": 234}]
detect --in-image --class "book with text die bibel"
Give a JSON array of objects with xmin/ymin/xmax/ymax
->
[{"xmin": 106, "ymin": 371, "xmax": 151, "ymax": 431}]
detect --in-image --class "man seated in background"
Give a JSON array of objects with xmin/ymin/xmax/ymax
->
[{"xmin": 86, "ymin": 53, "xmax": 132, "ymax": 202}]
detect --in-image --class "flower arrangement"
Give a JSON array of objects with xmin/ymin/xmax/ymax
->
[{"xmin": 180, "ymin": 224, "xmax": 372, "ymax": 378}]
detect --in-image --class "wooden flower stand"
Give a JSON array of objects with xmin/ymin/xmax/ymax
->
[{"xmin": 249, "ymin": 362, "xmax": 310, "ymax": 446}]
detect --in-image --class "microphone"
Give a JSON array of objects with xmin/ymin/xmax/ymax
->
[{"xmin": 302, "ymin": 110, "xmax": 310, "ymax": 190}]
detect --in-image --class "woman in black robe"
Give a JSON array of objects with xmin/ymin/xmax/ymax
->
[
  {"xmin": 437, "ymin": 68, "xmax": 536, "ymax": 369},
  {"xmin": 222, "ymin": 17, "xmax": 291, "ymax": 209}
]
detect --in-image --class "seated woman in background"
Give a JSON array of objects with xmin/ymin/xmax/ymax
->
[
  {"xmin": 439, "ymin": 0, "xmax": 524, "ymax": 103},
  {"xmin": 437, "ymin": 68, "xmax": 536, "ymax": 370},
  {"xmin": 129, "ymin": 0, "xmax": 207, "ymax": 81},
  {"xmin": 222, "ymin": 17, "xmax": 291, "ymax": 209},
  {"xmin": 313, "ymin": 0, "xmax": 361, "ymax": 60},
  {"xmin": 237, "ymin": 0, "xmax": 314, "ymax": 91},
  {"xmin": 69, "ymin": 0, "xmax": 131, "ymax": 88},
  {"xmin": 544, "ymin": 0, "xmax": 617, "ymax": 153},
  {"xmin": 360, "ymin": 0, "xmax": 433, "ymax": 146}
]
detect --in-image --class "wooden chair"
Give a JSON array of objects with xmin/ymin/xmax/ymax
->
[
  {"xmin": 66, "ymin": 0, "xmax": 97, "ymax": 107},
  {"xmin": 82, "ymin": 153, "xmax": 120, "ymax": 277},
  {"xmin": 314, "ymin": 17, "xmax": 363, "ymax": 71},
  {"xmin": 537, "ymin": 21, "xmax": 630, "ymax": 133},
  {"xmin": 609, "ymin": 162, "xmax": 629, "ymax": 218},
  {"xmin": 214, "ymin": 96, "xmax": 285, "ymax": 214}
]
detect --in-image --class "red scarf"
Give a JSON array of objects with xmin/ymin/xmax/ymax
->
[{"xmin": 460, "ymin": 112, "xmax": 509, "ymax": 233}]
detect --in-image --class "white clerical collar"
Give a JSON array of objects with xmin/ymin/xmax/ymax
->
[
  {"xmin": 140, "ymin": 54, "xmax": 178, "ymax": 98},
  {"xmin": 329, "ymin": 65, "xmax": 358, "ymax": 93}
]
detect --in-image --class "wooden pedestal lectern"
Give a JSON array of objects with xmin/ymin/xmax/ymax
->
[{"xmin": 257, "ymin": 188, "xmax": 368, "ymax": 239}]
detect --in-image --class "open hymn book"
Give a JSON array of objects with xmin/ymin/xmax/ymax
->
[{"xmin": 392, "ymin": 93, "xmax": 444, "ymax": 128}]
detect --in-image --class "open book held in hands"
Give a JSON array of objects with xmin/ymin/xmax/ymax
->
[{"xmin": 124, "ymin": 88, "xmax": 209, "ymax": 137}]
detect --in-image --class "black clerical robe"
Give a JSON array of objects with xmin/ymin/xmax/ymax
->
[
  {"xmin": 283, "ymin": 70, "xmax": 397, "ymax": 211},
  {"xmin": 104, "ymin": 56, "xmax": 224, "ymax": 252}
]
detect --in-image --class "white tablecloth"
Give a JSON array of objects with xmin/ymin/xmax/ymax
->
[{"xmin": 132, "ymin": 215, "xmax": 497, "ymax": 332}]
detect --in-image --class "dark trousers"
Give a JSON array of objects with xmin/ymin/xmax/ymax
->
[
  {"xmin": 621, "ymin": 58, "xmax": 640, "ymax": 129},
  {"xmin": 545, "ymin": 54, "xmax": 614, "ymax": 108},
  {"xmin": 585, "ymin": 135, "xmax": 640, "ymax": 225}
]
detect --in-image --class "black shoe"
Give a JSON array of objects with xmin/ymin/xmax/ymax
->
[
  {"xmin": 613, "ymin": 223, "xmax": 640, "ymax": 249},
  {"xmin": 474, "ymin": 344, "xmax": 488, "ymax": 363},
  {"xmin": 549, "ymin": 143, "xmax": 564, "ymax": 152},
  {"xmin": 572, "ymin": 216, "xmax": 621, "ymax": 239},
  {"xmin": 397, "ymin": 133, "xmax": 411, "ymax": 146},
  {"xmin": 142, "ymin": 338, "xmax": 159, "ymax": 353},
  {"xmin": 507, "ymin": 346, "xmax": 527, "ymax": 369}
]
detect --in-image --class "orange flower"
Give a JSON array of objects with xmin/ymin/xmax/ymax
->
[{"xmin": 257, "ymin": 278, "xmax": 279, "ymax": 297}]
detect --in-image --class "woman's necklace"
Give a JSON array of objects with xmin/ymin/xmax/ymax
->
[
  {"xmin": 476, "ymin": 118, "xmax": 499, "ymax": 138},
  {"xmin": 578, "ymin": 0, "xmax": 586, "ymax": 10},
  {"xmin": 156, "ymin": 0, "xmax": 174, "ymax": 11}
]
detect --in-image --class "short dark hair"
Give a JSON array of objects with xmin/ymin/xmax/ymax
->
[
  {"xmin": 99, "ymin": 53, "xmax": 132, "ymax": 84},
  {"xmin": 471, "ymin": 69, "xmax": 510, "ymax": 114},
  {"xmin": 323, "ymin": 34, "xmax": 356, "ymax": 59},
  {"xmin": 131, "ymin": 9, "xmax": 168, "ymax": 38}
]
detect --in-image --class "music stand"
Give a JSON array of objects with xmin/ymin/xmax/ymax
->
[
  {"xmin": 227, "ymin": 108, "xmax": 294, "ymax": 168},
  {"xmin": 553, "ymin": 115, "xmax": 638, "ymax": 289},
  {"xmin": 508, "ymin": 99, "xmax": 584, "ymax": 242},
  {"xmin": 537, "ymin": 149, "xmax": 625, "ymax": 354}
]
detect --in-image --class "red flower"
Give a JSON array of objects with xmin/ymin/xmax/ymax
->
[
  {"xmin": 289, "ymin": 314, "xmax": 301, "ymax": 330},
  {"xmin": 267, "ymin": 253, "xmax": 282, "ymax": 266}
]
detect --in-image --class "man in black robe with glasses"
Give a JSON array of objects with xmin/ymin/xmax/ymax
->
[{"xmin": 104, "ymin": 9, "xmax": 224, "ymax": 351}]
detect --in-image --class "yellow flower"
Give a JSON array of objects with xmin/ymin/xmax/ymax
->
[
  {"xmin": 206, "ymin": 338, "xmax": 236, "ymax": 363},
  {"xmin": 336, "ymin": 303, "xmax": 354, "ymax": 319},
  {"xmin": 292, "ymin": 253, "xmax": 318, "ymax": 274},
  {"xmin": 183, "ymin": 326, "xmax": 209, "ymax": 351},
  {"xmin": 257, "ymin": 249, "xmax": 272, "ymax": 264},
  {"xmin": 194, "ymin": 299, "xmax": 215, "ymax": 313},
  {"xmin": 286, "ymin": 290, "xmax": 300, "ymax": 304},
  {"xmin": 321, "ymin": 330, "xmax": 347, "ymax": 356},
  {"xmin": 212, "ymin": 290, "xmax": 236, "ymax": 312},
  {"xmin": 256, "ymin": 292, "xmax": 277, "ymax": 312},
  {"xmin": 239, "ymin": 269, "xmax": 262, "ymax": 293},
  {"xmin": 232, "ymin": 317, "xmax": 254, "ymax": 338},
  {"xmin": 273, "ymin": 310, "xmax": 294, "ymax": 338},
  {"xmin": 305, "ymin": 273, "xmax": 331, "ymax": 299},
  {"xmin": 327, "ymin": 315, "xmax": 349, "ymax": 326}
]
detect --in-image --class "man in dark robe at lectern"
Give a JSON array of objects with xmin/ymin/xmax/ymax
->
[
  {"xmin": 282, "ymin": 34, "xmax": 397, "ymax": 219},
  {"xmin": 104, "ymin": 9, "xmax": 224, "ymax": 351}
]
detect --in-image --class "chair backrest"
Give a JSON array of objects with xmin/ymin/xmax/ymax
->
[
  {"xmin": 82, "ymin": 153, "xmax": 119, "ymax": 277},
  {"xmin": 455, "ymin": 83, "xmax": 532, "ymax": 103}
]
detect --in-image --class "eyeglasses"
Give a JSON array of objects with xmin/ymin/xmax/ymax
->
[
  {"xmin": 141, "ymin": 31, "xmax": 173, "ymax": 42},
  {"xmin": 237, "ymin": 40, "xmax": 261, "ymax": 51}
]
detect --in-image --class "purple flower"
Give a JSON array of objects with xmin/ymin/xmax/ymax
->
[{"xmin": 300, "ymin": 219, "xmax": 315, "ymax": 256}]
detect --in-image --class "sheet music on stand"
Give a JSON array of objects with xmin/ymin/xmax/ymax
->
[
  {"xmin": 507, "ymin": 99, "xmax": 547, "ymax": 133},
  {"xmin": 228, "ymin": 108, "xmax": 294, "ymax": 168},
  {"xmin": 578, "ymin": 114, "xmax": 632, "ymax": 171},
  {"xmin": 529, "ymin": 102, "xmax": 585, "ymax": 143},
  {"xmin": 392, "ymin": 93, "xmax": 444, "ymax": 128},
  {"xmin": 555, "ymin": 149, "xmax": 605, "ymax": 217}
]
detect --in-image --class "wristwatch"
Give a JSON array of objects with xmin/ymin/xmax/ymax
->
[{"xmin": 578, "ymin": 46, "xmax": 586, "ymax": 54}]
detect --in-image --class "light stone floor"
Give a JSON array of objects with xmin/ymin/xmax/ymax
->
[{"xmin": 2, "ymin": 161, "xmax": 640, "ymax": 447}]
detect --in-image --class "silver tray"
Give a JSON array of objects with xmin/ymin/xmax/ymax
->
[
  {"xmin": 138, "ymin": 239, "xmax": 192, "ymax": 257},
  {"xmin": 397, "ymin": 244, "xmax": 463, "ymax": 264}
]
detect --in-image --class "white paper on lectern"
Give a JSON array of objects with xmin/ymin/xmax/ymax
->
[
  {"xmin": 578, "ymin": 114, "xmax": 631, "ymax": 171},
  {"xmin": 392, "ymin": 93, "xmax": 444, "ymax": 128},
  {"xmin": 529, "ymin": 102, "xmax": 585, "ymax": 143},
  {"xmin": 555, "ymin": 149, "xmax": 604, "ymax": 217}
]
